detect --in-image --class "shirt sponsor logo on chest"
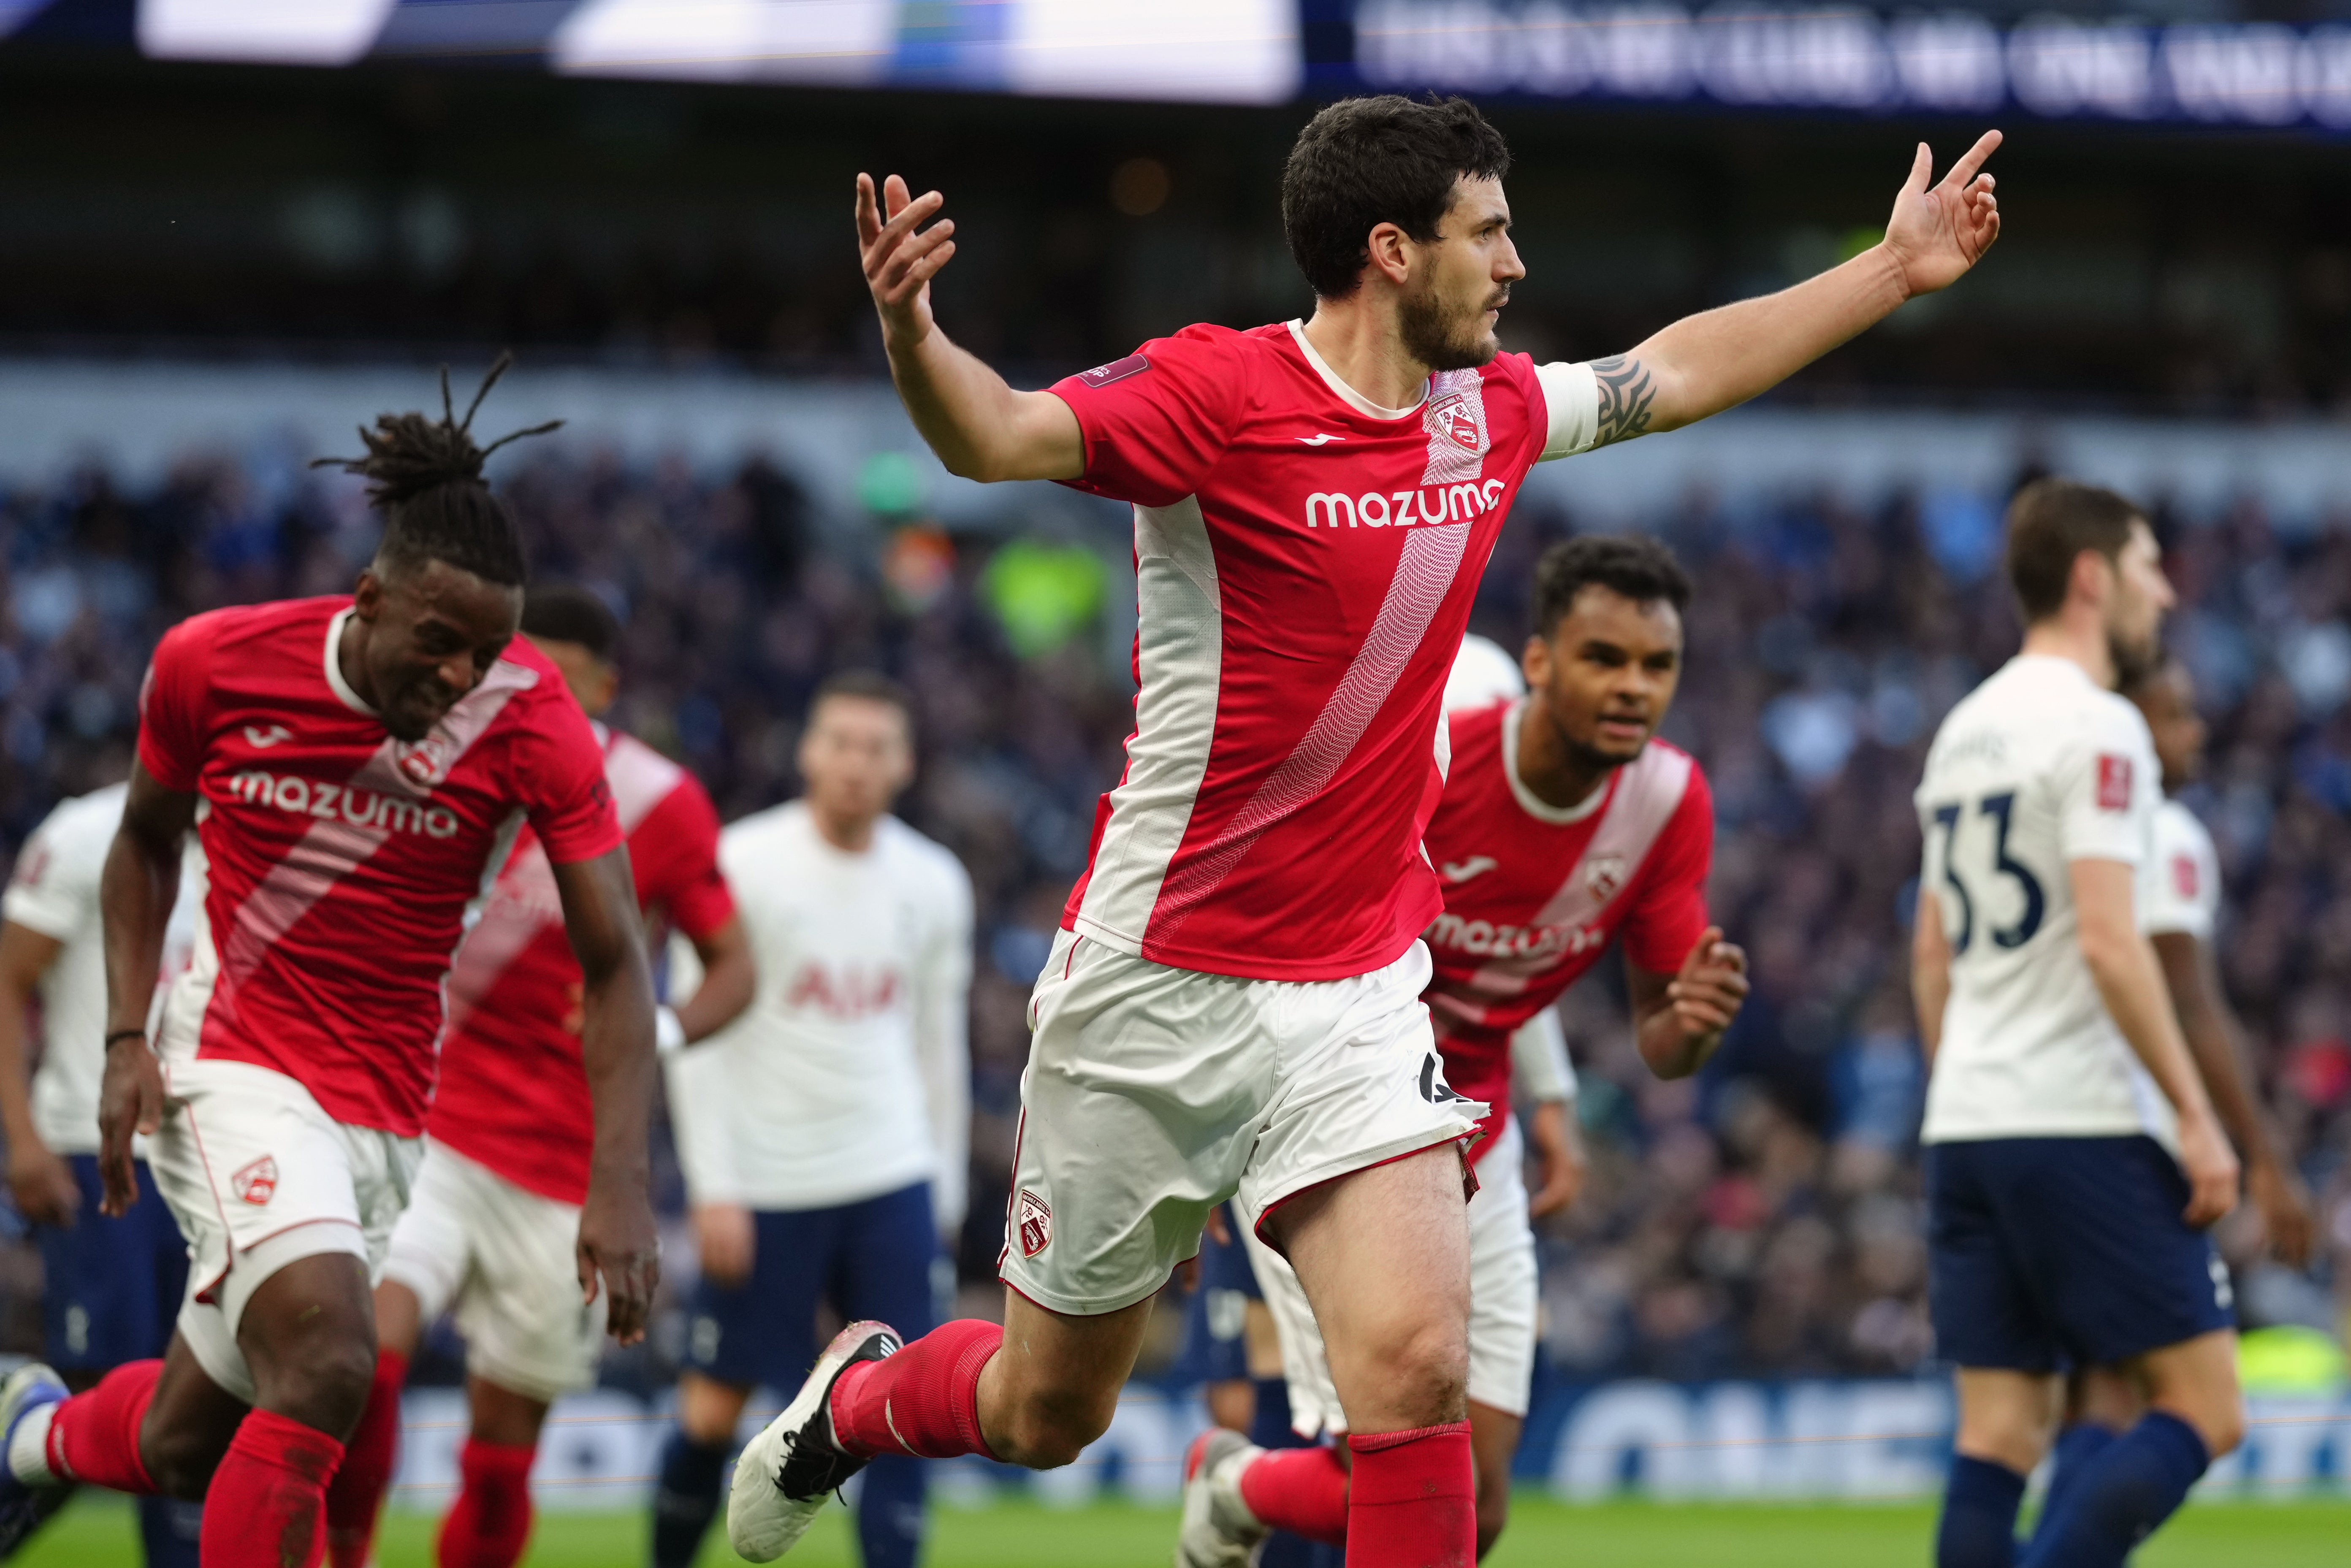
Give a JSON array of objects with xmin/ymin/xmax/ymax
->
[
  {"xmin": 226, "ymin": 769, "xmax": 459, "ymax": 840},
  {"xmin": 1429, "ymin": 909, "xmax": 1607, "ymax": 963},
  {"xmin": 1304, "ymin": 477, "xmax": 1509, "ymax": 531}
]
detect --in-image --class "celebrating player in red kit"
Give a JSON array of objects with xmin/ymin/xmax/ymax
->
[
  {"xmin": 0, "ymin": 367, "xmax": 662, "ymax": 1568},
  {"xmin": 1181, "ymin": 535, "xmax": 1746, "ymax": 1564},
  {"xmin": 727, "ymin": 97, "xmax": 1999, "ymax": 1568},
  {"xmin": 325, "ymin": 585, "xmax": 757, "ymax": 1568}
]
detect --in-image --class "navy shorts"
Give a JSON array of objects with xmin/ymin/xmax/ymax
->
[
  {"xmin": 685, "ymin": 1181, "xmax": 942, "ymax": 1392},
  {"xmin": 35, "ymin": 1156, "xmax": 190, "ymax": 1372},
  {"xmin": 1928, "ymin": 1135, "xmax": 2234, "ymax": 1373},
  {"xmin": 1174, "ymin": 1202, "xmax": 1260, "ymax": 1387}
]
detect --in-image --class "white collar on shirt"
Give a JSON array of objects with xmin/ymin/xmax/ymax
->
[
  {"xmin": 1285, "ymin": 320, "xmax": 1430, "ymax": 420},
  {"xmin": 323, "ymin": 606, "xmax": 379, "ymax": 717},
  {"xmin": 1499, "ymin": 696, "xmax": 1612, "ymax": 826}
]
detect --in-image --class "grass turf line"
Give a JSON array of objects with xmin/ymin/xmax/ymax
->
[{"xmin": 17, "ymin": 1492, "xmax": 2351, "ymax": 1565}]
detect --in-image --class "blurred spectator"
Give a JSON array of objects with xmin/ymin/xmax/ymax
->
[{"xmin": 3, "ymin": 441, "xmax": 2347, "ymax": 1384}]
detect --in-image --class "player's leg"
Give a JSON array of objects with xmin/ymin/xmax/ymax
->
[
  {"xmin": 1273, "ymin": 1145, "xmax": 1476, "ymax": 1568},
  {"xmin": 22, "ymin": 1153, "xmax": 201, "ymax": 1567},
  {"xmin": 727, "ymin": 932, "xmax": 1271, "ymax": 1560},
  {"xmin": 1944, "ymin": 1368, "xmax": 2059, "ymax": 1568},
  {"xmin": 654, "ymin": 1207, "xmax": 823, "ymax": 1568},
  {"xmin": 435, "ymin": 1379, "xmax": 551, "ymax": 1568},
  {"xmin": 2009, "ymin": 1136, "xmax": 2243, "ymax": 1568},
  {"xmin": 331, "ymin": 1147, "xmax": 471, "ymax": 1568},
  {"xmin": 835, "ymin": 1182, "xmax": 944, "ymax": 1568},
  {"xmin": 2019, "ymin": 1331, "xmax": 2241, "ymax": 1568},
  {"xmin": 2034, "ymin": 1367, "xmax": 2138, "ymax": 1545},
  {"xmin": 1925, "ymin": 1141, "xmax": 2063, "ymax": 1568},
  {"xmin": 134, "ymin": 1159, "xmax": 206, "ymax": 1568},
  {"xmin": 1459, "ymin": 1128, "xmax": 1540, "ymax": 1561},
  {"xmin": 437, "ymin": 1150, "xmax": 611, "ymax": 1568},
  {"xmin": 1179, "ymin": 1221, "xmax": 1346, "ymax": 1566}
]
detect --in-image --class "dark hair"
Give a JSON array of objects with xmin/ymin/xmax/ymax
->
[
  {"xmin": 811, "ymin": 669, "xmax": 914, "ymax": 728},
  {"xmin": 1533, "ymin": 535, "xmax": 1692, "ymax": 635},
  {"xmin": 1282, "ymin": 95, "xmax": 1511, "ymax": 301},
  {"xmin": 313, "ymin": 354, "xmax": 559, "ymax": 589},
  {"xmin": 521, "ymin": 584, "xmax": 622, "ymax": 664},
  {"xmin": 2005, "ymin": 478, "xmax": 2144, "ymax": 624},
  {"xmin": 2119, "ymin": 646, "xmax": 2184, "ymax": 701}
]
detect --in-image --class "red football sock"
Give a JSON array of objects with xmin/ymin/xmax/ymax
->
[
  {"xmin": 826, "ymin": 1319, "xmax": 1002, "ymax": 1460},
  {"xmin": 1238, "ymin": 1443, "xmax": 1351, "ymax": 1546},
  {"xmin": 435, "ymin": 1437, "xmax": 537, "ymax": 1568},
  {"xmin": 1344, "ymin": 1422, "xmax": 1475, "ymax": 1568},
  {"xmin": 46, "ymin": 1359, "xmax": 162, "ymax": 1492},
  {"xmin": 201, "ymin": 1408, "xmax": 344, "ymax": 1568},
  {"xmin": 324, "ymin": 1348, "xmax": 407, "ymax": 1568}
]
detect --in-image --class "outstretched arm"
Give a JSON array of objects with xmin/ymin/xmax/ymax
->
[
  {"xmin": 551, "ymin": 849, "xmax": 661, "ymax": 1345},
  {"xmin": 1582, "ymin": 132, "xmax": 2002, "ymax": 447},
  {"xmin": 857, "ymin": 173, "xmax": 1083, "ymax": 483}
]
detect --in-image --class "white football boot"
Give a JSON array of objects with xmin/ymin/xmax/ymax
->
[
  {"xmin": 1174, "ymin": 1426, "xmax": 1271, "ymax": 1568},
  {"xmin": 726, "ymin": 1320, "xmax": 904, "ymax": 1562}
]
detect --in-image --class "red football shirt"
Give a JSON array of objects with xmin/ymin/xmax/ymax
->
[
  {"xmin": 1422, "ymin": 699, "xmax": 1714, "ymax": 1156},
  {"xmin": 429, "ymin": 730, "xmax": 734, "ymax": 1204},
  {"xmin": 138, "ymin": 597, "xmax": 624, "ymax": 1137},
  {"xmin": 1050, "ymin": 321, "xmax": 1602, "ymax": 981}
]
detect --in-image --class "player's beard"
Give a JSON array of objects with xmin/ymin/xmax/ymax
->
[
  {"xmin": 1399, "ymin": 273, "xmax": 1503, "ymax": 372},
  {"xmin": 2107, "ymin": 620, "xmax": 2161, "ymax": 692}
]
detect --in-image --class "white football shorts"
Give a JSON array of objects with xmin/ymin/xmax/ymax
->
[
  {"xmin": 1247, "ymin": 1117, "xmax": 1540, "ymax": 1436},
  {"xmin": 382, "ymin": 1140, "xmax": 606, "ymax": 1402},
  {"xmin": 146, "ymin": 1056, "xmax": 421, "ymax": 1404},
  {"xmin": 1001, "ymin": 930, "xmax": 1484, "ymax": 1316}
]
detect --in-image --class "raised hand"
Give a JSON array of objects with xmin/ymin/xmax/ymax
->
[
  {"xmin": 856, "ymin": 172, "xmax": 957, "ymax": 353},
  {"xmin": 1882, "ymin": 130, "xmax": 2002, "ymax": 298},
  {"xmin": 1668, "ymin": 927, "xmax": 1749, "ymax": 1040}
]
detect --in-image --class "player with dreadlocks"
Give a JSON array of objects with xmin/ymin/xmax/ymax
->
[{"xmin": 0, "ymin": 359, "xmax": 663, "ymax": 1568}]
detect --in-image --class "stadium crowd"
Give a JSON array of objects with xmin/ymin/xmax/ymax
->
[{"xmin": 1, "ymin": 436, "xmax": 2346, "ymax": 1393}]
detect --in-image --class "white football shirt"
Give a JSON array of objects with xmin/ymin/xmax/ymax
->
[
  {"xmin": 2, "ymin": 784, "xmax": 199, "ymax": 1155},
  {"xmin": 1914, "ymin": 655, "xmax": 2171, "ymax": 1148},
  {"xmin": 2142, "ymin": 798, "xmax": 2221, "ymax": 943},
  {"xmin": 665, "ymin": 802, "xmax": 974, "ymax": 1224}
]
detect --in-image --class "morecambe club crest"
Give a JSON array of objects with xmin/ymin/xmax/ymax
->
[
  {"xmin": 1017, "ymin": 1189, "xmax": 1053, "ymax": 1258},
  {"xmin": 231, "ymin": 1156, "xmax": 278, "ymax": 1206},
  {"xmin": 1434, "ymin": 396, "xmax": 1482, "ymax": 453},
  {"xmin": 1584, "ymin": 853, "xmax": 1630, "ymax": 905},
  {"xmin": 394, "ymin": 733, "xmax": 456, "ymax": 789}
]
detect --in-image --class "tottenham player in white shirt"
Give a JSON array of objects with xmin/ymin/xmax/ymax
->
[
  {"xmin": 0, "ymin": 786, "xmax": 203, "ymax": 1566},
  {"xmin": 1913, "ymin": 479, "xmax": 2243, "ymax": 1568},
  {"xmin": 651, "ymin": 672, "xmax": 972, "ymax": 1568},
  {"xmin": 2030, "ymin": 651, "xmax": 2318, "ymax": 1545}
]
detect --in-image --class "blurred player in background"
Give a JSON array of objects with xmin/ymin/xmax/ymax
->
[
  {"xmin": 325, "ymin": 585, "xmax": 757, "ymax": 1568},
  {"xmin": 2030, "ymin": 650, "xmax": 2318, "ymax": 1542},
  {"xmin": 0, "ymin": 789, "xmax": 205, "ymax": 1566},
  {"xmin": 0, "ymin": 370, "xmax": 664, "ymax": 1568},
  {"xmin": 653, "ymin": 672, "xmax": 971, "ymax": 1568},
  {"xmin": 1913, "ymin": 479, "xmax": 2243, "ymax": 1568},
  {"xmin": 731, "ymin": 93, "xmax": 1998, "ymax": 1568},
  {"xmin": 1182, "ymin": 536, "xmax": 1739, "ymax": 1565}
]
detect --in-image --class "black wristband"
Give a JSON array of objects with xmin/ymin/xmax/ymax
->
[{"xmin": 103, "ymin": 1029, "xmax": 147, "ymax": 1049}]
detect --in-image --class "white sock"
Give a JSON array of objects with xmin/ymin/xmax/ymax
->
[{"xmin": 8, "ymin": 1403, "xmax": 57, "ymax": 1486}]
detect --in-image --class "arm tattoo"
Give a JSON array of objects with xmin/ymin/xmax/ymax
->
[{"xmin": 1589, "ymin": 355, "xmax": 1657, "ymax": 448}]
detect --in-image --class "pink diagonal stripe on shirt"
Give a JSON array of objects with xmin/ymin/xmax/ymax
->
[{"xmin": 1149, "ymin": 520, "xmax": 1472, "ymax": 941}]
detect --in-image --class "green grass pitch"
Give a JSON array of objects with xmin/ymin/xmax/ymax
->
[{"xmin": 19, "ymin": 1492, "xmax": 2350, "ymax": 1565}]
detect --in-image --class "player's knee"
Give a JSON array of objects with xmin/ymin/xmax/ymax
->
[
  {"xmin": 991, "ymin": 1385, "xmax": 1114, "ymax": 1470},
  {"xmin": 1366, "ymin": 1319, "xmax": 1470, "ymax": 1426},
  {"xmin": 141, "ymin": 1421, "xmax": 227, "ymax": 1501},
  {"xmin": 254, "ymin": 1327, "xmax": 380, "ymax": 1437},
  {"xmin": 2188, "ymin": 1398, "xmax": 2245, "ymax": 1459}
]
